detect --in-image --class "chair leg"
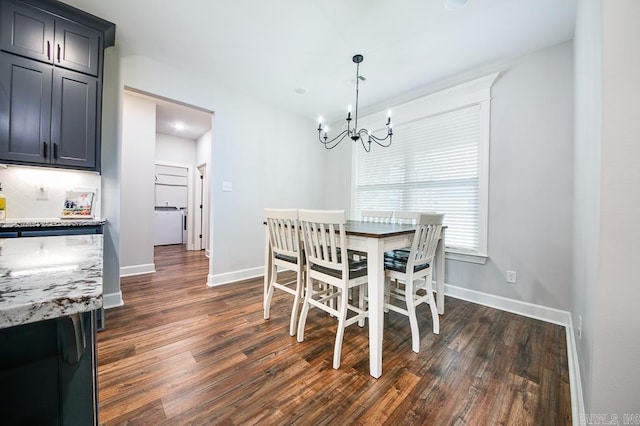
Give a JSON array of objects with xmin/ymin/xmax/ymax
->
[
  {"xmin": 358, "ymin": 285, "xmax": 365, "ymax": 327},
  {"xmin": 288, "ymin": 269, "xmax": 303, "ymax": 336},
  {"xmin": 264, "ymin": 267, "xmax": 276, "ymax": 320},
  {"xmin": 427, "ymin": 282, "xmax": 440, "ymax": 335},
  {"xmin": 405, "ymin": 281, "xmax": 421, "ymax": 353},
  {"xmin": 297, "ymin": 280, "xmax": 312, "ymax": 343},
  {"xmin": 333, "ymin": 290, "xmax": 349, "ymax": 369}
]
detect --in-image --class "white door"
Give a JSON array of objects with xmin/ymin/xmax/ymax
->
[{"xmin": 197, "ymin": 163, "xmax": 210, "ymax": 255}]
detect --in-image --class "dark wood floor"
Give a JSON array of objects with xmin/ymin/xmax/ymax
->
[{"xmin": 97, "ymin": 245, "xmax": 571, "ymax": 425}]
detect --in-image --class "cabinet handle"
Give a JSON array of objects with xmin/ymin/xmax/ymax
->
[
  {"xmin": 43, "ymin": 142, "xmax": 47, "ymax": 159},
  {"xmin": 57, "ymin": 44, "xmax": 61, "ymax": 62},
  {"xmin": 58, "ymin": 313, "xmax": 86, "ymax": 365},
  {"xmin": 47, "ymin": 41, "xmax": 51, "ymax": 60},
  {"xmin": 53, "ymin": 143, "xmax": 58, "ymax": 159}
]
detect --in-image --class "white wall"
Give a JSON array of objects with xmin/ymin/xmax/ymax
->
[
  {"xmin": 586, "ymin": 0, "xmax": 640, "ymax": 416},
  {"xmin": 0, "ymin": 166, "xmax": 101, "ymax": 218},
  {"xmin": 325, "ymin": 42, "xmax": 575, "ymax": 311},
  {"xmin": 155, "ymin": 133, "xmax": 196, "ymax": 164},
  {"xmin": 120, "ymin": 92, "xmax": 156, "ymax": 276},
  {"xmin": 573, "ymin": 0, "xmax": 601, "ymax": 413},
  {"xmin": 116, "ymin": 55, "xmax": 325, "ymax": 286},
  {"xmin": 196, "ymin": 130, "xmax": 211, "ymax": 167}
]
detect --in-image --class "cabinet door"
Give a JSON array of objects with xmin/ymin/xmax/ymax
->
[
  {"xmin": 0, "ymin": 0, "xmax": 55, "ymax": 64},
  {"xmin": 0, "ymin": 51, "xmax": 52, "ymax": 164},
  {"xmin": 54, "ymin": 19, "xmax": 101, "ymax": 77},
  {"xmin": 51, "ymin": 68, "xmax": 97, "ymax": 169}
]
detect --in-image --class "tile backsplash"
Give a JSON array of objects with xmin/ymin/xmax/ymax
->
[{"xmin": 0, "ymin": 165, "xmax": 101, "ymax": 219}]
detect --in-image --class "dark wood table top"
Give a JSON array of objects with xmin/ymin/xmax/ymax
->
[{"xmin": 344, "ymin": 220, "xmax": 416, "ymax": 238}]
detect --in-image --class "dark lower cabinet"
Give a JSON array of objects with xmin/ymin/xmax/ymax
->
[{"xmin": 0, "ymin": 311, "xmax": 98, "ymax": 425}]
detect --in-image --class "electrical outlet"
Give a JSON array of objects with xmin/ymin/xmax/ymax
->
[
  {"xmin": 506, "ymin": 270, "xmax": 517, "ymax": 284},
  {"xmin": 578, "ymin": 315, "xmax": 583, "ymax": 339},
  {"xmin": 36, "ymin": 184, "xmax": 48, "ymax": 200}
]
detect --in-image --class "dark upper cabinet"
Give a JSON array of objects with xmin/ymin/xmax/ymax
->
[
  {"xmin": 0, "ymin": 0, "xmax": 114, "ymax": 171},
  {"xmin": 0, "ymin": 0, "xmax": 101, "ymax": 76},
  {"xmin": 0, "ymin": 51, "xmax": 52, "ymax": 165},
  {"xmin": 0, "ymin": 0, "xmax": 54, "ymax": 64},
  {"xmin": 54, "ymin": 19, "xmax": 101, "ymax": 76}
]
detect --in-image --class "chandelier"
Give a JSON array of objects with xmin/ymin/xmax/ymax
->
[{"xmin": 317, "ymin": 54, "xmax": 393, "ymax": 152}]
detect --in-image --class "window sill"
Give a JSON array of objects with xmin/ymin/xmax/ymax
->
[{"xmin": 445, "ymin": 250, "xmax": 488, "ymax": 265}]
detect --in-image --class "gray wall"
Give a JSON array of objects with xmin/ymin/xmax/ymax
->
[
  {"xmin": 100, "ymin": 47, "xmax": 122, "ymax": 304},
  {"xmin": 573, "ymin": 0, "xmax": 601, "ymax": 412},
  {"xmin": 574, "ymin": 0, "xmax": 640, "ymax": 416},
  {"xmin": 450, "ymin": 42, "xmax": 574, "ymax": 310},
  {"xmin": 120, "ymin": 93, "xmax": 156, "ymax": 274}
]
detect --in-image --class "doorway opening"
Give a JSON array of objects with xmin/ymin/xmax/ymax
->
[{"xmin": 123, "ymin": 87, "xmax": 213, "ymax": 259}]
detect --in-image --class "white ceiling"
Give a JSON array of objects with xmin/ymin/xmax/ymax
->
[
  {"xmin": 154, "ymin": 97, "xmax": 212, "ymax": 141},
  {"xmin": 64, "ymin": 0, "xmax": 576, "ymax": 129}
]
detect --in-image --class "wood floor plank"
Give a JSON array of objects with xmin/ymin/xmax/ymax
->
[{"xmin": 97, "ymin": 244, "xmax": 572, "ymax": 425}]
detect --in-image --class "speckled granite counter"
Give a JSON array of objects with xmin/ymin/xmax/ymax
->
[
  {"xmin": 0, "ymin": 218, "xmax": 105, "ymax": 228},
  {"xmin": 0, "ymin": 234, "xmax": 103, "ymax": 329}
]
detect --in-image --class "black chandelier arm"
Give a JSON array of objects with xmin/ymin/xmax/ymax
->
[
  {"xmin": 318, "ymin": 128, "xmax": 350, "ymax": 149},
  {"xmin": 355, "ymin": 128, "xmax": 393, "ymax": 148}
]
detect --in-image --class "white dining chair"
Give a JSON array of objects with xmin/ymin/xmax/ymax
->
[
  {"xmin": 361, "ymin": 210, "xmax": 393, "ymax": 223},
  {"xmin": 393, "ymin": 211, "xmax": 421, "ymax": 224},
  {"xmin": 264, "ymin": 208, "xmax": 305, "ymax": 336},
  {"xmin": 297, "ymin": 209, "xmax": 369, "ymax": 369},
  {"xmin": 384, "ymin": 213, "xmax": 443, "ymax": 353}
]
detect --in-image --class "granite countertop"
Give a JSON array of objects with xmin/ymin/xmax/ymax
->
[
  {"xmin": 0, "ymin": 218, "xmax": 106, "ymax": 228},
  {"xmin": 0, "ymin": 234, "xmax": 103, "ymax": 329}
]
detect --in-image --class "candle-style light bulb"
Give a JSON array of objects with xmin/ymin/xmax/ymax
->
[{"xmin": 318, "ymin": 117, "xmax": 323, "ymax": 131}]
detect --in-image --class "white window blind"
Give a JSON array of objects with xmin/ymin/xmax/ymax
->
[{"xmin": 354, "ymin": 104, "xmax": 483, "ymax": 253}]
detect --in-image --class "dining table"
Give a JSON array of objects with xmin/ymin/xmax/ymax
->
[{"xmin": 263, "ymin": 219, "xmax": 446, "ymax": 378}]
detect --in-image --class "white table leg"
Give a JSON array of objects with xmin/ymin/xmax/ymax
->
[
  {"xmin": 436, "ymin": 227, "xmax": 445, "ymax": 315},
  {"xmin": 367, "ymin": 237, "xmax": 385, "ymax": 379},
  {"xmin": 264, "ymin": 226, "xmax": 272, "ymax": 311}
]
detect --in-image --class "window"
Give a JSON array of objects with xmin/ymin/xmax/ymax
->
[{"xmin": 352, "ymin": 74, "xmax": 498, "ymax": 257}]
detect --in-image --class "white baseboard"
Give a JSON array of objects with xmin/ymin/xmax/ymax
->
[
  {"xmin": 444, "ymin": 283, "xmax": 571, "ymax": 326},
  {"xmin": 103, "ymin": 291, "xmax": 124, "ymax": 309},
  {"xmin": 443, "ymin": 283, "xmax": 584, "ymax": 425},
  {"xmin": 120, "ymin": 263, "xmax": 156, "ymax": 277},
  {"xmin": 565, "ymin": 316, "xmax": 586, "ymax": 425},
  {"xmin": 207, "ymin": 266, "xmax": 263, "ymax": 287}
]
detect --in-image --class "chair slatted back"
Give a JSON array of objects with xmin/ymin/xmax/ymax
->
[
  {"xmin": 299, "ymin": 209, "xmax": 347, "ymax": 275},
  {"xmin": 361, "ymin": 210, "xmax": 393, "ymax": 223},
  {"xmin": 265, "ymin": 209, "xmax": 300, "ymax": 259},
  {"xmin": 407, "ymin": 213, "xmax": 444, "ymax": 270},
  {"xmin": 393, "ymin": 211, "xmax": 421, "ymax": 224}
]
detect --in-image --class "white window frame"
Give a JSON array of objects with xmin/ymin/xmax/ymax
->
[{"xmin": 350, "ymin": 73, "xmax": 499, "ymax": 259}]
